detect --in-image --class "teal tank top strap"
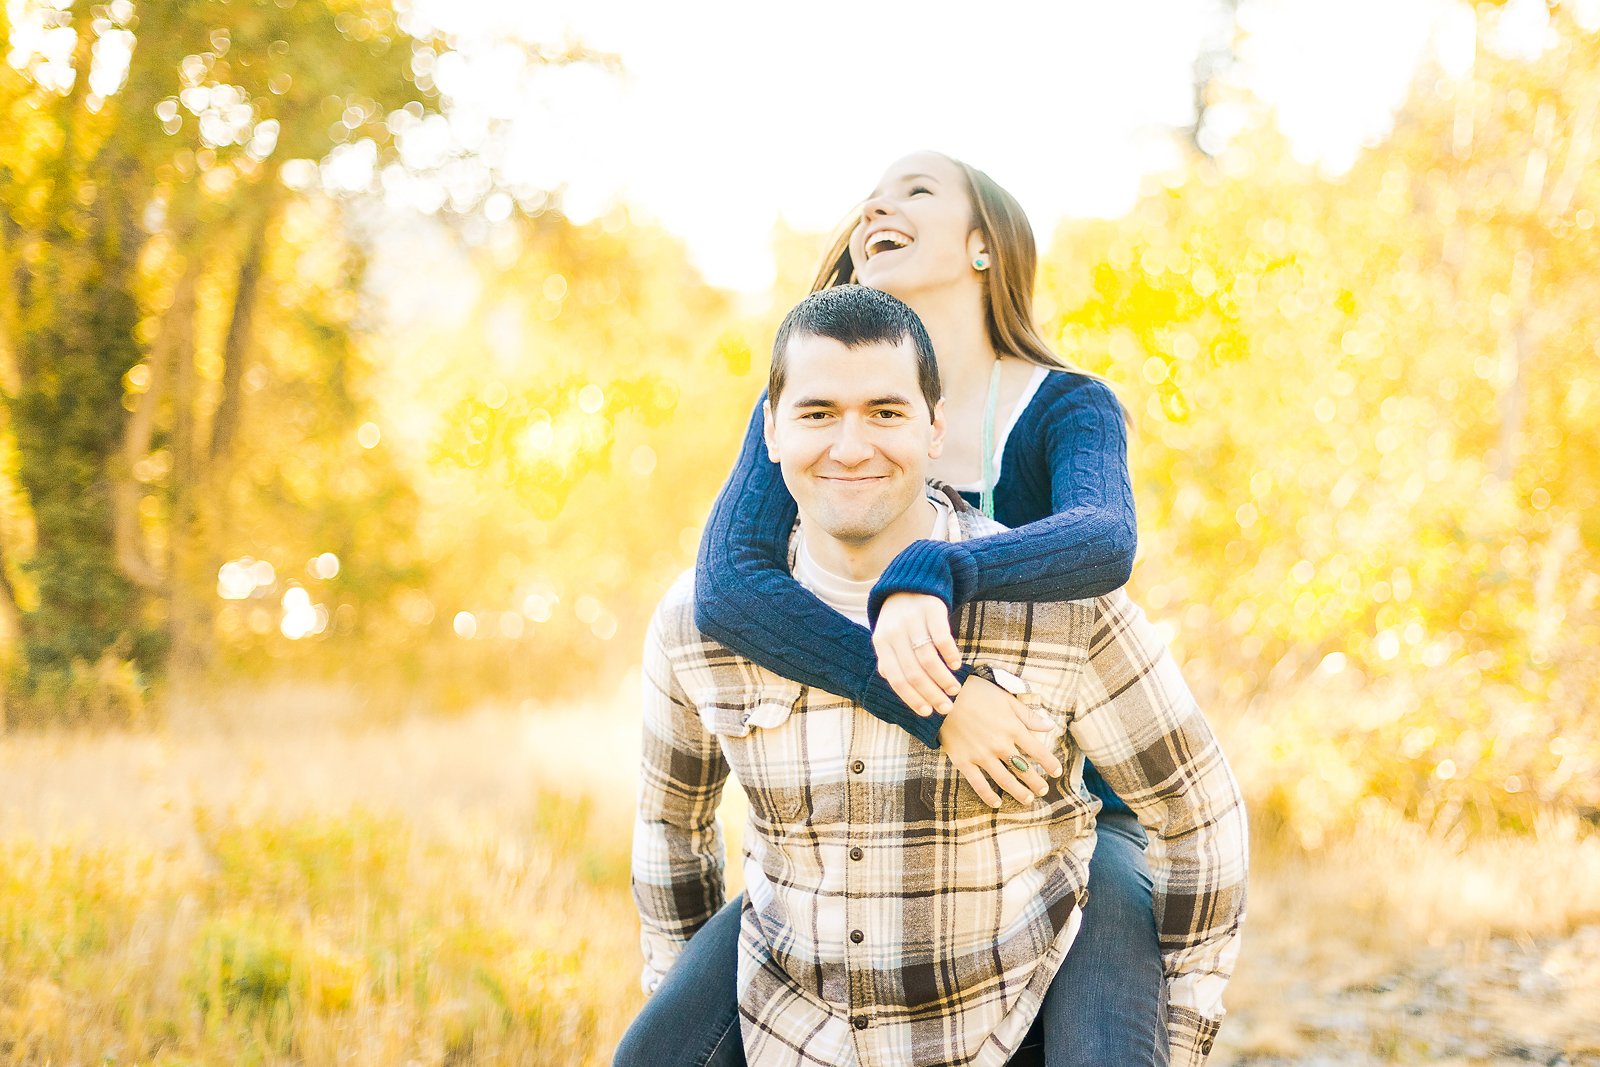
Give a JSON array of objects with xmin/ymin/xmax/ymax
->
[{"xmin": 979, "ymin": 360, "xmax": 1000, "ymax": 520}]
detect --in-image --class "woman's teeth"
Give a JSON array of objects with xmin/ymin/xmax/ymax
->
[{"xmin": 866, "ymin": 231, "xmax": 911, "ymax": 258}]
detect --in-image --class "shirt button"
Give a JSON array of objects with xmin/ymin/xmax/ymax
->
[
  {"xmin": 851, "ymin": 760, "xmax": 865, "ymax": 774},
  {"xmin": 850, "ymin": 929, "xmax": 864, "ymax": 944},
  {"xmin": 852, "ymin": 1014, "xmax": 869, "ymax": 1030},
  {"xmin": 849, "ymin": 846, "xmax": 863, "ymax": 861}
]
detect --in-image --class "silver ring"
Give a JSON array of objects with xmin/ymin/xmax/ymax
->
[
  {"xmin": 910, "ymin": 636, "xmax": 934, "ymax": 650},
  {"xmin": 1009, "ymin": 754, "xmax": 1030, "ymax": 774}
]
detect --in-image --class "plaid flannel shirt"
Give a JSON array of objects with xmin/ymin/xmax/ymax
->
[{"xmin": 633, "ymin": 488, "xmax": 1248, "ymax": 1067}]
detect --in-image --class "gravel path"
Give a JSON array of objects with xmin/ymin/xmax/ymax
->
[{"xmin": 1214, "ymin": 926, "xmax": 1600, "ymax": 1065}]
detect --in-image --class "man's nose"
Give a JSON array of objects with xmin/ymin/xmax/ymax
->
[{"xmin": 829, "ymin": 415, "xmax": 875, "ymax": 465}]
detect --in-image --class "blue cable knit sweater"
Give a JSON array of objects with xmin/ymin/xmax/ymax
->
[{"xmin": 695, "ymin": 370, "xmax": 1138, "ymax": 813}]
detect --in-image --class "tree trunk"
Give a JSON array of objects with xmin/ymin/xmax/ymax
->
[
  {"xmin": 1497, "ymin": 315, "xmax": 1527, "ymax": 487},
  {"xmin": 116, "ymin": 254, "xmax": 200, "ymax": 590},
  {"xmin": 8, "ymin": 151, "xmax": 152, "ymax": 682},
  {"xmin": 166, "ymin": 251, "xmax": 203, "ymax": 683},
  {"xmin": 1187, "ymin": 0, "xmax": 1239, "ymax": 157},
  {"xmin": 209, "ymin": 216, "xmax": 271, "ymax": 462}
]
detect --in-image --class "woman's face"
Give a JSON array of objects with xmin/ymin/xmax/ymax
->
[{"xmin": 850, "ymin": 152, "xmax": 984, "ymax": 301}]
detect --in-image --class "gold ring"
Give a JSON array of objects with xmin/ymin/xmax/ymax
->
[{"xmin": 1009, "ymin": 755, "xmax": 1030, "ymax": 774}]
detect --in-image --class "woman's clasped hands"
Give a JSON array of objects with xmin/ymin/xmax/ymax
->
[{"xmin": 874, "ymin": 591, "xmax": 1062, "ymax": 808}]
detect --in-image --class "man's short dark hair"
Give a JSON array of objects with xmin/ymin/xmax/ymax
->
[{"xmin": 769, "ymin": 285, "xmax": 941, "ymax": 418}]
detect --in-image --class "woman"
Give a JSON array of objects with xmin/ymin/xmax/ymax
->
[{"xmin": 618, "ymin": 153, "xmax": 1164, "ymax": 1066}]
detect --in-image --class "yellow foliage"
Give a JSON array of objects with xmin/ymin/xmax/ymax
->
[
  {"xmin": 1, "ymin": 0, "xmax": 1594, "ymax": 844},
  {"xmin": 1037, "ymin": 12, "xmax": 1600, "ymax": 832}
]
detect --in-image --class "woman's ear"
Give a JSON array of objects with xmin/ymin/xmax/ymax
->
[{"xmin": 967, "ymin": 230, "xmax": 991, "ymax": 272}]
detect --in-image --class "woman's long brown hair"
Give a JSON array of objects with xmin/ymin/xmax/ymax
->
[{"xmin": 807, "ymin": 153, "xmax": 1080, "ymax": 373}]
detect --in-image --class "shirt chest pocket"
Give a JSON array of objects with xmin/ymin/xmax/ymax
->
[{"xmin": 691, "ymin": 682, "xmax": 808, "ymax": 824}]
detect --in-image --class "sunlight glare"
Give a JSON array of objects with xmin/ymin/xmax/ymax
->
[{"xmin": 281, "ymin": 586, "xmax": 325, "ymax": 639}]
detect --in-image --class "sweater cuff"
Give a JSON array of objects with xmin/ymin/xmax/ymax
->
[
  {"xmin": 867, "ymin": 540, "xmax": 979, "ymax": 627},
  {"xmin": 861, "ymin": 671, "xmax": 946, "ymax": 750}
]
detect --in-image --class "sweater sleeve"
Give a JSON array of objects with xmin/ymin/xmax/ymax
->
[
  {"xmin": 867, "ymin": 376, "xmax": 1137, "ymax": 625},
  {"xmin": 693, "ymin": 397, "xmax": 946, "ymax": 750}
]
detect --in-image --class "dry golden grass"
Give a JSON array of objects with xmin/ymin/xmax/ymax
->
[
  {"xmin": 0, "ymin": 683, "xmax": 1595, "ymax": 1065},
  {"xmin": 0, "ymin": 682, "xmax": 709, "ymax": 1067}
]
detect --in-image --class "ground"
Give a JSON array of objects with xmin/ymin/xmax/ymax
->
[{"xmin": 0, "ymin": 686, "xmax": 1595, "ymax": 1065}]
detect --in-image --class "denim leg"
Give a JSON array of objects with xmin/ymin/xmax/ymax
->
[
  {"xmin": 1036, "ymin": 812, "xmax": 1168, "ymax": 1067},
  {"xmin": 613, "ymin": 894, "xmax": 747, "ymax": 1067}
]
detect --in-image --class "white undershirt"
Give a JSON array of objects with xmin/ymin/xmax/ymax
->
[
  {"xmin": 951, "ymin": 364, "xmax": 1049, "ymax": 495},
  {"xmin": 794, "ymin": 494, "xmax": 954, "ymax": 625}
]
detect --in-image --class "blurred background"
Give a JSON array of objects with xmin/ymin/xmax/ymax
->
[{"xmin": 1, "ymin": 0, "xmax": 1598, "ymax": 1063}]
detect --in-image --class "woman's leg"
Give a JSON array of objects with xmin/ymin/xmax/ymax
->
[
  {"xmin": 613, "ymin": 894, "xmax": 747, "ymax": 1067},
  {"xmin": 1038, "ymin": 812, "xmax": 1168, "ymax": 1067}
]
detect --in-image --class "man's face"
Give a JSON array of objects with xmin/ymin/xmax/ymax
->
[{"xmin": 764, "ymin": 332, "xmax": 945, "ymax": 546}]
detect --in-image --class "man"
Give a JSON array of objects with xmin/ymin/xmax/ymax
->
[{"xmin": 626, "ymin": 285, "xmax": 1247, "ymax": 1067}]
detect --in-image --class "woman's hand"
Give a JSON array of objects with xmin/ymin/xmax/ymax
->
[
  {"xmin": 873, "ymin": 592, "xmax": 965, "ymax": 716},
  {"xmin": 937, "ymin": 675, "xmax": 1063, "ymax": 808}
]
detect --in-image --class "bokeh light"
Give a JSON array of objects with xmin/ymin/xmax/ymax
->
[
  {"xmin": 217, "ymin": 558, "xmax": 277, "ymax": 600},
  {"xmin": 280, "ymin": 586, "xmax": 327, "ymax": 640}
]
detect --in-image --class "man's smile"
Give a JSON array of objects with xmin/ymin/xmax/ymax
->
[{"xmin": 815, "ymin": 473, "xmax": 893, "ymax": 490}]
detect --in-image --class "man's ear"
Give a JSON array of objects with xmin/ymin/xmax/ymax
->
[
  {"xmin": 763, "ymin": 400, "xmax": 780, "ymax": 463},
  {"xmin": 928, "ymin": 397, "xmax": 947, "ymax": 459}
]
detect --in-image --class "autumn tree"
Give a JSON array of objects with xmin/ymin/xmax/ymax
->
[
  {"xmin": 0, "ymin": 0, "xmax": 602, "ymax": 714},
  {"xmin": 1042, "ymin": 3, "xmax": 1600, "ymax": 831}
]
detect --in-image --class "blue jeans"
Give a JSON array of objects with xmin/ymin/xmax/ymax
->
[
  {"xmin": 614, "ymin": 890, "xmax": 746, "ymax": 1067},
  {"xmin": 614, "ymin": 811, "xmax": 1168, "ymax": 1067}
]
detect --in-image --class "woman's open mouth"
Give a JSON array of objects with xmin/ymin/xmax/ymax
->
[{"xmin": 864, "ymin": 229, "xmax": 913, "ymax": 260}]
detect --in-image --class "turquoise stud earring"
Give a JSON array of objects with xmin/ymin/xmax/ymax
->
[{"xmin": 973, "ymin": 255, "xmax": 989, "ymax": 271}]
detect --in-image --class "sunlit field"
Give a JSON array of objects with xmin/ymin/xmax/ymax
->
[
  {"xmin": 2, "ymin": 686, "xmax": 1596, "ymax": 1066},
  {"xmin": 0, "ymin": 688, "xmax": 656, "ymax": 1066}
]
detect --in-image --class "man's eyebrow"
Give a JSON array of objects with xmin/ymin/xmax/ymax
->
[{"xmin": 787, "ymin": 394, "xmax": 916, "ymax": 409}]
